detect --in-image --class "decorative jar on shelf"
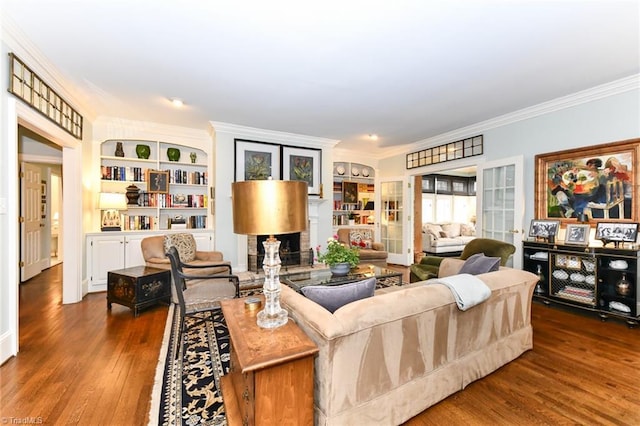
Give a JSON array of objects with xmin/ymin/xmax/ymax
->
[
  {"xmin": 114, "ymin": 141, "xmax": 125, "ymax": 157},
  {"xmin": 125, "ymin": 184, "xmax": 140, "ymax": 205},
  {"xmin": 135, "ymin": 144, "xmax": 150, "ymax": 159},
  {"xmin": 616, "ymin": 272, "xmax": 632, "ymax": 296},
  {"xmin": 166, "ymin": 147, "xmax": 181, "ymax": 162},
  {"xmin": 190, "ymin": 152, "xmax": 197, "ymax": 163}
]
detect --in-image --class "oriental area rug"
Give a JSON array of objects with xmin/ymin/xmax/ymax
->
[{"xmin": 150, "ymin": 305, "xmax": 231, "ymax": 426}]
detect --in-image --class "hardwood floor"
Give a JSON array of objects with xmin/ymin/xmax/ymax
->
[
  {"xmin": 0, "ymin": 264, "xmax": 168, "ymax": 425},
  {"xmin": 2, "ymin": 263, "xmax": 639, "ymax": 425}
]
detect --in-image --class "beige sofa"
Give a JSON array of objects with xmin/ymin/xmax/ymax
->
[
  {"xmin": 336, "ymin": 228, "xmax": 388, "ymax": 266},
  {"xmin": 422, "ymin": 222, "xmax": 476, "ymax": 254},
  {"xmin": 281, "ymin": 258, "xmax": 537, "ymax": 425}
]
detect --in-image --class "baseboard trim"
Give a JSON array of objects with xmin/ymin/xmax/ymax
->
[{"xmin": 0, "ymin": 330, "xmax": 17, "ymax": 366}]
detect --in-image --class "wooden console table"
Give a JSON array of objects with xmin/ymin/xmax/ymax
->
[{"xmin": 220, "ymin": 297, "xmax": 318, "ymax": 426}]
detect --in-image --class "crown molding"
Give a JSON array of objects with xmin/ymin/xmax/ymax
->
[
  {"xmin": 2, "ymin": 14, "xmax": 97, "ymax": 123},
  {"xmin": 209, "ymin": 121, "xmax": 340, "ymax": 149},
  {"xmin": 380, "ymin": 74, "xmax": 640, "ymax": 159},
  {"xmin": 93, "ymin": 117, "xmax": 211, "ymax": 147}
]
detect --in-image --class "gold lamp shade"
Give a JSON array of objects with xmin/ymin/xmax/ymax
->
[
  {"xmin": 232, "ymin": 180, "xmax": 308, "ymax": 236},
  {"xmin": 231, "ymin": 179, "xmax": 309, "ymax": 329}
]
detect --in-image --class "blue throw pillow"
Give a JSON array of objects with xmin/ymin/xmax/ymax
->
[
  {"xmin": 459, "ymin": 253, "xmax": 500, "ymax": 275},
  {"xmin": 300, "ymin": 277, "xmax": 376, "ymax": 313}
]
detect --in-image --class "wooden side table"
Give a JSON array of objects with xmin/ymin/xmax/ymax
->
[
  {"xmin": 220, "ymin": 297, "xmax": 318, "ymax": 426},
  {"xmin": 107, "ymin": 266, "xmax": 171, "ymax": 316}
]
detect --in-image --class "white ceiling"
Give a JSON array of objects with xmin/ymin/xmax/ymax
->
[{"xmin": 3, "ymin": 1, "xmax": 639, "ymax": 153}]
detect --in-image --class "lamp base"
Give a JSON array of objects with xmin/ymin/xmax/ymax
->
[
  {"xmin": 257, "ymin": 236, "xmax": 288, "ymax": 329},
  {"xmin": 257, "ymin": 306, "xmax": 288, "ymax": 329}
]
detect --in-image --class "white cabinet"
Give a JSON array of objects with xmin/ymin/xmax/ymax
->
[{"xmin": 86, "ymin": 230, "xmax": 215, "ymax": 293}]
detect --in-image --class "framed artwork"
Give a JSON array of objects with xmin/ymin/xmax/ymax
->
[
  {"xmin": 564, "ymin": 224, "xmax": 590, "ymax": 245},
  {"xmin": 595, "ymin": 222, "xmax": 639, "ymax": 243},
  {"xmin": 234, "ymin": 139, "xmax": 281, "ymax": 181},
  {"xmin": 529, "ymin": 219, "xmax": 560, "ymax": 238},
  {"xmin": 147, "ymin": 170, "xmax": 169, "ymax": 193},
  {"xmin": 535, "ymin": 138, "xmax": 639, "ymax": 224},
  {"xmin": 282, "ymin": 146, "xmax": 322, "ymax": 195},
  {"xmin": 342, "ymin": 181, "xmax": 358, "ymax": 204}
]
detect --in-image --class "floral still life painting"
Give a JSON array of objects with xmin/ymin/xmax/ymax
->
[
  {"xmin": 289, "ymin": 155, "xmax": 313, "ymax": 186},
  {"xmin": 244, "ymin": 150, "xmax": 272, "ymax": 180}
]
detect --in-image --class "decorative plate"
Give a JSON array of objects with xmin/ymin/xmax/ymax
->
[
  {"xmin": 362, "ymin": 167, "xmax": 370, "ymax": 177},
  {"xmin": 585, "ymin": 275, "xmax": 595, "ymax": 285},
  {"xmin": 609, "ymin": 260, "xmax": 628, "ymax": 270},
  {"xmin": 351, "ymin": 167, "xmax": 360, "ymax": 176},
  {"xmin": 570, "ymin": 273, "xmax": 585, "ymax": 283},
  {"xmin": 336, "ymin": 165, "xmax": 345, "ymax": 175},
  {"xmin": 609, "ymin": 301, "xmax": 631, "ymax": 313},
  {"xmin": 552, "ymin": 270, "xmax": 569, "ymax": 280}
]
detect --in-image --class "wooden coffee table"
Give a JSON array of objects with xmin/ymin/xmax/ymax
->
[{"xmin": 282, "ymin": 264, "xmax": 403, "ymax": 292}]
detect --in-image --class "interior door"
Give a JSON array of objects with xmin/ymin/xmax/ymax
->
[
  {"xmin": 379, "ymin": 177, "xmax": 412, "ymax": 265},
  {"xmin": 476, "ymin": 156, "xmax": 524, "ymax": 268},
  {"xmin": 20, "ymin": 162, "xmax": 44, "ymax": 282}
]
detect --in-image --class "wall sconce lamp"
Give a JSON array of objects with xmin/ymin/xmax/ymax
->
[
  {"xmin": 231, "ymin": 179, "xmax": 308, "ymax": 329},
  {"xmin": 99, "ymin": 192, "xmax": 127, "ymax": 231}
]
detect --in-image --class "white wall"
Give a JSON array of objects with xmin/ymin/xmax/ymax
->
[{"xmin": 383, "ymin": 86, "xmax": 640, "ymax": 232}]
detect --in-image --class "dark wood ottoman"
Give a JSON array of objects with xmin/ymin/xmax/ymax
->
[{"xmin": 107, "ymin": 266, "xmax": 171, "ymax": 316}]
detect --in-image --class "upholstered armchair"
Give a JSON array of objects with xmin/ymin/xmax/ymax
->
[
  {"xmin": 409, "ymin": 238, "xmax": 516, "ymax": 283},
  {"xmin": 141, "ymin": 233, "xmax": 232, "ymax": 302},
  {"xmin": 336, "ymin": 228, "xmax": 388, "ymax": 266}
]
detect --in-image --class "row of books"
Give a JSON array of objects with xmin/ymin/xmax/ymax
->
[
  {"xmin": 135, "ymin": 192, "xmax": 208, "ymax": 208},
  {"xmin": 101, "ymin": 166, "xmax": 207, "ymax": 186},
  {"xmin": 170, "ymin": 169, "xmax": 207, "ymax": 185},
  {"xmin": 122, "ymin": 215, "xmax": 208, "ymax": 230},
  {"xmin": 123, "ymin": 215, "xmax": 157, "ymax": 230},
  {"xmin": 102, "ymin": 166, "xmax": 145, "ymax": 182}
]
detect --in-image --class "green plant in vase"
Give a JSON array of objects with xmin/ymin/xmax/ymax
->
[{"xmin": 316, "ymin": 236, "xmax": 359, "ymax": 274}]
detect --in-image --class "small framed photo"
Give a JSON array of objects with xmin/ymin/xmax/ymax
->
[
  {"xmin": 565, "ymin": 224, "xmax": 590, "ymax": 245},
  {"xmin": 595, "ymin": 222, "xmax": 639, "ymax": 243},
  {"xmin": 234, "ymin": 139, "xmax": 281, "ymax": 181},
  {"xmin": 342, "ymin": 181, "xmax": 358, "ymax": 204},
  {"xmin": 147, "ymin": 170, "xmax": 169, "ymax": 193},
  {"xmin": 529, "ymin": 219, "xmax": 560, "ymax": 238},
  {"xmin": 282, "ymin": 146, "xmax": 322, "ymax": 195}
]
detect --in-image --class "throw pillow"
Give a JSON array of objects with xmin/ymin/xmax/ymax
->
[
  {"xmin": 459, "ymin": 253, "xmax": 500, "ymax": 275},
  {"xmin": 301, "ymin": 277, "xmax": 376, "ymax": 313},
  {"xmin": 425, "ymin": 224, "xmax": 443, "ymax": 240},
  {"xmin": 460, "ymin": 223, "xmax": 476, "ymax": 237},
  {"xmin": 164, "ymin": 233, "xmax": 197, "ymax": 262},
  {"xmin": 439, "ymin": 230, "xmax": 451, "ymax": 238},
  {"xmin": 349, "ymin": 229, "xmax": 373, "ymax": 247},
  {"xmin": 442, "ymin": 223, "xmax": 461, "ymax": 237}
]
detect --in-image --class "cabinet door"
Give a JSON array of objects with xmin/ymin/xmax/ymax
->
[
  {"xmin": 89, "ymin": 235, "xmax": 125, "ymax": 285},
  {"xmin": 124, "ymin": 234, "xmax": 146, "ymax": 267},
  {"xmin": 193, "ymin": 232, "xmax": 214, "ymax": 251}
]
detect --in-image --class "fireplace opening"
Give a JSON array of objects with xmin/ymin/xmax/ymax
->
[
  {"xmin": 247, "ymin": 228, "xmax": 312, "ymax": 272},
  {"xmin": 257, "ymin": 233, "xmax": 301, "ymax": 266}
]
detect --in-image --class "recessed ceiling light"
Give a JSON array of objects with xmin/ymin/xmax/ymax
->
[
  {"xmin": 368, "ymin": 134, "xmax": 379, "ymax": 140},
  {"xmin": 170, "ymin": 98, "xmax": 184, "ymax": 107}
]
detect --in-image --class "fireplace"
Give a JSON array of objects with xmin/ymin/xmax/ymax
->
[{"xmin": 248, "ymin": 229, "xmax": 312, "ymax": 272}]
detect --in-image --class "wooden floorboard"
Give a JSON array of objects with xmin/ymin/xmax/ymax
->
[{"xmin": 1, "ymin": 263, "xmax": 639, "ymax": 425}]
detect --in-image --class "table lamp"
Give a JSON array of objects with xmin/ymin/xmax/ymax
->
[
  {"xmin": 99, "ymin": 192, "xmax": 127, "ymax": 231},
  {"xmin": 232, "ymin": 180, "xmax": 308, "ymax": 329}
]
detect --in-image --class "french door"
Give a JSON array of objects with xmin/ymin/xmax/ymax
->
[
  {"xmin": 476, "ymin": 156, "xmax": 524, "ymax": 268},
  {"xmin": 379, "ymin": 177, "xmax": 412, "ymax": 265}
]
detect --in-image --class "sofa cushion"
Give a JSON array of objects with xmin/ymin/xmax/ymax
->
[
  {"xmin": 301, "ymin": 277, "xmax": 376, "ymax": 313},
  {"xmin": 424, "ymin": 224, "xmax": 443, "ymax": 240},
  {"xmin": 164, "ymin": 233, "xmax": 196, "ymax": 262},
  {"xmin": 459, "ymin": 253, "xmax": 500, "ymax": 275}
]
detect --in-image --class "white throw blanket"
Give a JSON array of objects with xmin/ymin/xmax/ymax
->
[{"xmin": 426, "ymin": 274, "xmax": 491, "ymax": 311}]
